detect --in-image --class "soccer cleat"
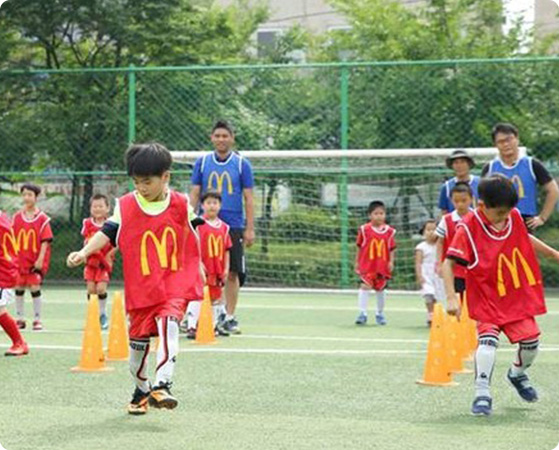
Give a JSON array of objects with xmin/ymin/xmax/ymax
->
[
  {"xmin": 149, "ymin": 383, "xmax": 178, "ymax": 410},
  {"xmin": 186, "ymin": 328, "xmax": 196, "ymax": 340},
  {"xmin": 355, "ymin": 312, "xmax": 368, "ymax": 325},
  {"xmin": 223, "ymin": 318, "xmax": 241, "ymax": 335},
  {"xmin": 375, "ymin": 313, "xmax": 387, "ymax": 326},
  {"xmin": 16, "ymin": 319, "xmax": 26, "ymax": 330},
  {"xmin": 128, "ymin": 387, "xmax": 150, "ymax": 415},
  {"xmin": 32, "ymin": 320, "xmax": 43, "ymax": 331},
  {"xmin": 471, "ymin": 396, "xmax": 493, "ymax": 416},
  {"xmin": 215, "ymin": 323, "xmax": 230, "ymax": 337},
  {"xmin": 99, "ymin": 314, "xmax": 109, "ymax": 330},
  {"xmin": 507, "ymin": 369, "xmax": 539, "ymax": 402},
  {"xmin": 4, "ymin": 341, "xmax": 29, "ymax": 357}
]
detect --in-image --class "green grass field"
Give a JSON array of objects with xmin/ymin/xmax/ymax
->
[{"xmin": 1, "ymin": 288, "xmax": 559, "ymax": 450}]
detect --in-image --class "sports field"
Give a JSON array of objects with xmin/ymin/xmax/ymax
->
[{"xmin": 1, "ymin": 288, "xmax": 558, "ymax": 450}]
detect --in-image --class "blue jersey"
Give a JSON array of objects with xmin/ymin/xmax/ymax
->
[
  {"xmin": 191, "ymin": 151, "xmax": 254, "ymax": 229},
  {"xmin": 438, "ymin": 175, "xmax": 480, "ymax": 212},
  {"xmin": 486, "ymin": 156, "xmax": 538, "ymax": 216}
]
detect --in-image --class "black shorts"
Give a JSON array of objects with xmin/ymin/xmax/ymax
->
[
  {"xmin": 454, "ymin": 277, "xmax": 466, "ymax": 294},
  {"xmin": 229, "ymin": 229, "xmax": 246, "ymax": 286}
]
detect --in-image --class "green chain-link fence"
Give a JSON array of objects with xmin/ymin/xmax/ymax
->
[{"xmin": 1, "ymin": 58, "xmax": 559, "ymax": 288}]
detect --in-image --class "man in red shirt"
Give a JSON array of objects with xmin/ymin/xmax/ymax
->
[{"xmin": 442, "ymin": 175, "xmax": 559, "ymax": 416}]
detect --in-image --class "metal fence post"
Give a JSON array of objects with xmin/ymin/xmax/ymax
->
[
  {"xmin": 340, "ymin": 66, "xmax": 350, "ymax": 288},
  {"xmin": 128, "ymin": 64, "xmax": 136, "ymax": 145}
]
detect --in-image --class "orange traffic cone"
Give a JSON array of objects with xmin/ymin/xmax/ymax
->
[
  {"xmin": 151, "ymin": 337, "xmax": 159, "ymax": 353},
  {"xmin": 417, "ymin": 303, "xmax": 458, "ymax": 387},
  {"xmin": 446, "ymin": 314, "xmax": 473, "ymax": 374},
  {"xmin": 106, "ymin": 291, "xmax": 129, "ymax": 361},
  {"xmin": 71, "ymin": 294, "xmax": 114, "ymax": 373},
  {"xmin": 461, "ymin": 294, "xmax": 478, "ymax": 359},
  {"xmin": 195, "ymin": 286, "xmax": 216, "ymax": 345}
]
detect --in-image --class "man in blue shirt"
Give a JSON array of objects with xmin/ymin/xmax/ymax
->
[
  {"xmin": 190, "ymin": 120, "xmax": 255, "ymax": 334},
  {"xmin": 438, "ymin": 149, "xmax": 480, "ymax": 214},
  {"xmin": 481, "ymin": 123, "xmax": 558, "ymax": 230}
]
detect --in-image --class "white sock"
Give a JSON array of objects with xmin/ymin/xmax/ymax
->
[
  {"xmin": 510, "ymin": 339, "xmax": 539, "ymax": 377},
  {"xmin": 358, "ymin": 289, "xmax": 370, "ymax": 315},
  {"xmin": 475, "ymin": 335, "xmax": 498, "ymax": 398},
  {"xmin": 16, "ymin": 292, "xmax": 24, "ymax": 319},
  {"xmin": 32, "ymin": 293, "xmax": 42, "ymax": 321},
  {"xmin": 225, "ymin": 314, "xmax": 234, "ymax": 322},
  {"xmin": 129, "ymin": 339, "xmax": 151, "ymax": 392},
  {"xmin": 186, "ymin": 301, "xmax": 201, "ymax": 330},
  {"xmin": 155, "ymin": 317, "xmax": 180, "ymax": 387},
  {"xmin": 212, "ymin": 304, "xmax": 221, "ymax": 327},
  {"xmin": 376, "ymin": 290, "xmax": 386, "ymax": 315}
]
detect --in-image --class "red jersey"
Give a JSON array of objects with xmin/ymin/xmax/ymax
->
[
  {"xmin": 81, "ymin": 217, "xmax": 114, "ymax": 271},
  {"xmin": 447, "ymin": 208, "xmax": 546, "ymax": 325},
  {"xmin": 12, "ymin": 209, "xmax": 53, "ymax": 275},
  {"xmin": 117, "ymin": 190, "xmax": 203, "ymax": 312},
  {"xmin": 356, "ymin": 224, "xmax": 396, "ymax": 279},
  {"xmin": 0, "ymin": 212, "xmax": 18, "ymax": 288},
  {"xmin": 440, "ymin": 212, "xmax": 467, "ymax": 279},
  {"xmin": 198, "ymin": 218, "xmax": 233, "ymax": 286}
]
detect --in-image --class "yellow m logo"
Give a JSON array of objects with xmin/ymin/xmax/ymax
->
[
  {"xmin": 208, "ymin": 234, "xmax": 223, "ymax": 259},
  {"xmin": 17, "ymin": 229, "xmax": 37, "ymax": 252},
  {"xmin": 497, "ymin": 248, "xmax": 536, "ymax": 297},
  {"xmin": 208, "ymin": 171, "xmax": 233, "ymax": 194},
  {"xmin": 368, "ymin": 239, "xmax": 386, "ymax": 260},
  {"xmin": 2, "ymin": 230, "xmax": 18, "ymax": 261},
  {"xmin": 140, "ymin": 227, "xmax": 178, "ymax": 276},
  {"xmin": 511, "ymin": 175, "xmax": 525, "ymax": 199}
]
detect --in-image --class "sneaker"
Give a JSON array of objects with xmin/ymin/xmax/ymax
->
[
  {"xmin": 507, "ymin": 368, "xmax": 539, "ymax": 402},
  {"xmin": 186, "ymin": 328, "xmax": 196, "ymax": 340},
  {"xmin": 128, "ymin": 387, "xmax": 150, "ymax": 415},
  {"xmin": 375, "ymin": 313, "xmax": 387, "ymax": 326},
  {"xmin": 32, "ymin": 320, "xmax": 43, "ymax": 331},
  {"xmin": 215, "ymin": 323, "xmax": 230, "ymax": 337},
  {"xmin": 4, "ymin": 341, "xmax": 29, "ymax": 357},
  {"xmin": 99, "ymin": 314, "xmax": 109, "ymax": 330},
  {"xmin": 355, "ymin": 312, "xmax": 368, "ymax": 325},
  {"xmin": 218, "ymin": 312, "xmax": 226, "ymax": 326},
  {"xmin": 471, "ymin": 396, "xmax": 493, "ymax": 416},
  {"xmin": 16, "ymin": 319, "xmax": 26, "ymax": 330},
  {"xmin": 224, "ymin": 318, "xmax": 241, "ymax": 335},
  {"xmin": 149, "ymin": 383, "xmax": 178, "ymax": 410},
  {"xmin": 179, "ymin": 321, "xmax": 189, "ymax": 334}
]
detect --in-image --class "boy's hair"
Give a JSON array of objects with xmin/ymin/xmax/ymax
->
[
  {"xmin": 478, "ymin": 174, "xmax": 519, "ymax": 209},
  {"xmin": 451, "ymin": 181, "xmax": 473, "ymax": 197},
  {"xmin": 420, "ymin": 218, "xmax": 436, "ymax": 235},
  {"xmin": 211, "ymin": 120, "xmax": 235, "ymax": 135},
  {"xmin": 90, "ymin": 193, "xmax": 109, "ymax": 206},
  {"xmin": 368, "ymin": 200, "xmax": 386, "ymax": 214},
  {"xmin": 126, "ymin": 142, "xmax": 172, "ymax": 177},
  {"xmin": 491, "ymin": 122, "xmax": 518, "ymax": 142},
  {"xmin": 20, "ymin": 183, "xmax": 41, "ymax": 197},
  {"xmin": 201, "ymin": 189, "xmax": 222, "ymax": 204}
]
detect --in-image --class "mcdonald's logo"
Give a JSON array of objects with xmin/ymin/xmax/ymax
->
[
  {"xmin": 208, "ymin": 234, "xmax": 224, "ymax": 259},
  {"xmin": 2, "ymin": 230, "xmax": 18, "ymax": 261},
  {"xmin": 16, "ymin": 229, "xmax": 37, "ymax": 253},
  {"xmin": 140, "ymin": 227, "xmax": 178, "ymax": 276},
  {"xmin": 208, "ymin": 171, "xmax": 233, "ymax": 194},
  {"xmin": 497, "ymin": 247, "xmax": 536, "ymax": 297},
  {"xmin": 369, "ymin": 239, "xmax": 387, "ymax": 260},
  {"xmin": 511, "ymin": 175, "xmax": 525, "ymax": 198}
]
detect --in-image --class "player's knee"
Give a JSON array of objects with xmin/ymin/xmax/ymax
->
[
  {"xmin": 15, "ymin": 289, "xmax": 25, "ymax": 297},
  {"xmin": 227, "ymin": 272, "xmax": 238, "ymax": 282},
  {"xmin": 97, "ymin": 291, "xmax": 108, "ymax": 299},
  {"xmin": 31, "ymin": 290, "xmax": 41, "ymax": 298}
]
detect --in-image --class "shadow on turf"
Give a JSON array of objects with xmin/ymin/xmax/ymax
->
[{"xmin": 428, "ymin": 406, "xmax": 537, "ymax": 425}]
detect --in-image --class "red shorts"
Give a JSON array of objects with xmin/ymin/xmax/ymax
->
[
  {"xmin": 16, "ymin": 272, "xmax": 42, "ymax": 287},
  {"xmin": 477, "ymin": 317, "xmax": 540, "ymax": 344},
  {"xmin": 209, "ymin": 285, "xmax": 223, "ymax": 301},
  {"xmin": 84, "ymin": 266, "xmax": 111, "ymax": 283},
  {"xmin": 128, "ymin": 298, "xmax": 189, "ymax": 340},
  {"xmin": 360, "ymin": 274, "xmax": 388, "ymax": 291}
]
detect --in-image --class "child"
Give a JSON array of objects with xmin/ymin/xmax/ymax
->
[
  {"xmin": 67, "ymin": 143, "xmax": 203, "ymax": 415},
  {"xmin": 183, "ymin": 190, "xmax": 232, "ymax": 339},
  {"xmin": 435, "ymin": 182, "xmax": 473, "ymax": 304},
  {"xmin": 443, "ymin": 175, "xmax": 559, "ymax": 416},
  {"xmin": 81, "ymin": 194, "xmax": 116, "ymax": 330},
  {"xmin": 355, "ymin": 201, "xmax": 396, "ymax": 326},
  {"xmin": 13, "ymin": 183, "xmax": 53, "ymax": 331},
  {"xmin": 0, "ymin": 210, "xmax": 29, "ymax": 356},
  {"xmin": 415, "ymin": 219, "xmax": 445, "ymax": 326}
]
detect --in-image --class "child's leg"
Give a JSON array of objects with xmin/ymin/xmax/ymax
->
[
  {"xmin": 474, "ymin": 334, "xmax": 499, "ymax": 399},
  {"xmin": 357, "ymin": 283, "xmax": 371, "ymax": 316},
  {"xmin": 212, "ymin": 301, "xmax": 221, "ymax": 328},
  {"xmin": 510, "ymin": 339, "xmax": 539, "ymax": 377},
  {"xmin": 96, "ymin": 282, "xmax": 109, "ymax": 317},
  {"xmin": 154, "ymin": 316, "xmax": 180, "ymax": 388},
  {"xmin": 86, "ymin": 281, "xmax": 96, "ymax": 297},
  {"xmin": 186, "ymin": 301, "xmax": 201, "ymax": 330},
  {"xmin": 129, "ymin": 338, "xmax": 151, "ymax": 392},
  {"xmin": 375, "ymin": 290, "xmax": 386, "ymax": 316},
  {"xmin": 30, "ymin": 285, "xmax": 42, "ymax": 323},
  {"xmin": 15, "ymin": 286, "xmax": 25, "ymax": 321},
  {"xmin": 424, "ymin": 294, "xmax": 436, "ymax": 324},
  {"xmin": 0, "ymin": 305, "xmax": 25, "ymax": 347}
]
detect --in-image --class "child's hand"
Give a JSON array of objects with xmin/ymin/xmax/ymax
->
[
  {"xmin": 33, "ymin": 258, "xmax": 43, "ymax": 271},
  {"xmin": 446, "ymin": 294, "xmax": 460, "ymax": 316},
  {"xmin": 435, "ymin": 262, "xmax": 442, "ymax": 277},
  {"xmin": 388, "ymin": 262, "xmax": 394, "ymax": 273},
  {"xmin": 417, "ymin": 277, "xmax": 425, "ymax": 287},
  {"xmin": 67, "ymin": 251, "xmax": 86, "ymax": 268},
  {"xmin": 222, "ymin": 270, "xmax": 229, "ymax": 282},
  {"xmin": 199, "ymin": 263, "xmax": 207, "ymax": 285}
]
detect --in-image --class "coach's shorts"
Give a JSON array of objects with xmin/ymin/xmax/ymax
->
[
  {"xmin": 128, "ymin": 298, "xmax": 190, "ymax": 340},
  {"xmin": 229, "ymin": 228, "xmax": 246, "ymax": 286},
  {"xmin": 477, "ymin": 317, "xmax": 540, "ymax": 344},
  {"xmin": 360, "ymin": 274, "xmax": 388, "ymax": 291},
  {"xmin": 84, "ymin": 266, "xmax": 111, "ymax": 283},
  {"xmin": 0, "ymin": 288, "xmax": 14, "ymax": 307},
  {"xmin": 16, "ymin": 272, "xmax": 42, "ymax": 287}
]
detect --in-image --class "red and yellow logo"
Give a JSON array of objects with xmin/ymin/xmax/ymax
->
[
  {"xmin": 2, "ymin": 230, "xmax": 18, "ymax": 261},
  {"xmin": 497, "ymin": 247, "xmax": 536, "ymax": 297},
  {"xmin": 368, "ymin": 239, "xmax": 386, "ymax": 260},
  {"xmin": 140, "ymin": 227, "xmax": 178, "ymax": 276},
  {"xmin": 16, "ymin": 228, "xmax": 37, "ymax": 253},
  {"xmin": 208, "ymin": 234, "xmax": 224, "ymax": 259},
  {"xmin": 208, "ymin": 171, "xmax": 233, "ymax": 195}
]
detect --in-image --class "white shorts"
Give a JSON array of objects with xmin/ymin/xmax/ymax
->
[
  {"xmin": 421, "ymin": 276, "xmax": 445, "ymax": 301},
  {"xmin": 0, "ymin": 288, "xmax": 14, "ymax": 307}
]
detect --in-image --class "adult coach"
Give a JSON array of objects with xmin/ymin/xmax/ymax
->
[
  {"xmin": 438, "ymin": 149, "xmax": 480, "ymax": 214},
  {"xmin": 482, "ymin": 123, "xmax": 559, "ymax": 229},
  {"xmin": 190, "ymin": 120, "xmax": 255, "ymax": 334}
]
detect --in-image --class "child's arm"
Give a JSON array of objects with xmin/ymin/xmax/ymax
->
[
  {"xmin": 67, "ymin": 231, "xmax": 111, "ymax": 267},
  {"xmin": 414, "ymin": 249, "xmax": 424, "ymax": 287},
  {"xmin": 104, "ymin": 247, "xmax": 117, "ymax": 270},
  {"xmin": 442, "ymin": 258, "xmax": 460, "ymax": 316},
  {"xmin": 529, "ymin": 235, "xmax": 559, "ymax": 261},
  {"xmin": 223, "ymin": 250, "xmax": 230, "ymax": 280},
  {"xmin": 389, "ymin": 249, "xmax": 395, "ymax": 273},
  {"xmin": 34, "ymin": 241, "xmax": 50, "ymax": 272},
  {"xmin": 435, "ymin": 238, "xmax": 444, "ymax": 276}
]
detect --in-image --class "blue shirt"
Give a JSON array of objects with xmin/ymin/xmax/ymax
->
[
  {"xmin": 438, "ymin": 175, "xmax": 480, "ymax": 212},
  {"xmin": 191, "ymin": 151, "xmax": 254, "ymax": 229}
]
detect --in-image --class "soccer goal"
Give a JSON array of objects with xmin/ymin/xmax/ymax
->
[{"xmin": 173, "ymin": 148, "xmax": 511, "ymax": 291}]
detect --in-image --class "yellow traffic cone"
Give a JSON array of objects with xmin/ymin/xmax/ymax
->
[
  {"xmin": 461, "ymin": 293, "xmax": 478, "ymax": 360},
  {"xmin": 195, "ymin": 286, "xmax": 216, "ymax": 345},
  {"xmin": 447, "ymin": 314, "xmax": 473, "ymax": 374},
  {"xmin": 71, "ymin": 294, "xmax": 114, "ymax": 373},
  {"xmin": 106, "ymin": 291, "xmax": 129, "ymax": 361},
  {"xmin": 417, "ymin": 303, "xmax": 458, "ymax": 387}
]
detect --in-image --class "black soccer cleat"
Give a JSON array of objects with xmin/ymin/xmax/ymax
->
[
  {"xmin": 507, "ymin": 369, "xmax": 539, "ymax": 402},
  {"xmin": 128, "ymin": 387, "xmax": 150, "ymax": 415}
]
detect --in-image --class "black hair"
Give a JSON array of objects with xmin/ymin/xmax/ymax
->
[
  {"xmin": 368, "ymin": 200, "xmax": 385, "ymax": 214},
  {"xmin": 491, "ymin": 122, "xmax": 518, "ymax": 143},
  {"xmin": 20, "ymin": 183, "xmax": 41, "ymax": 197},
  {"xmin": 451, "ymin": 181, "xmax": 473, "ymax": 197},
  {"xmin": 211, "ymin": 120, "xmax": 235, "ymax": 135},
  {"xmin": 125, "ymin": 142, "xmax": 172, "ymax": 177},
  {"xmin": 420, "ymin": 218, "xmax": 436, "ymax": 235},
  {"xmin": 478, "ymin": 174, "xmax": 518, "ymax": 209},
  {"xmin": 90, "ymin": 193, "xmax": 109, "ymax": 206},
  {"xmin": 201, "ymin": 189, "xmax": 222, "ymax": 203}
]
